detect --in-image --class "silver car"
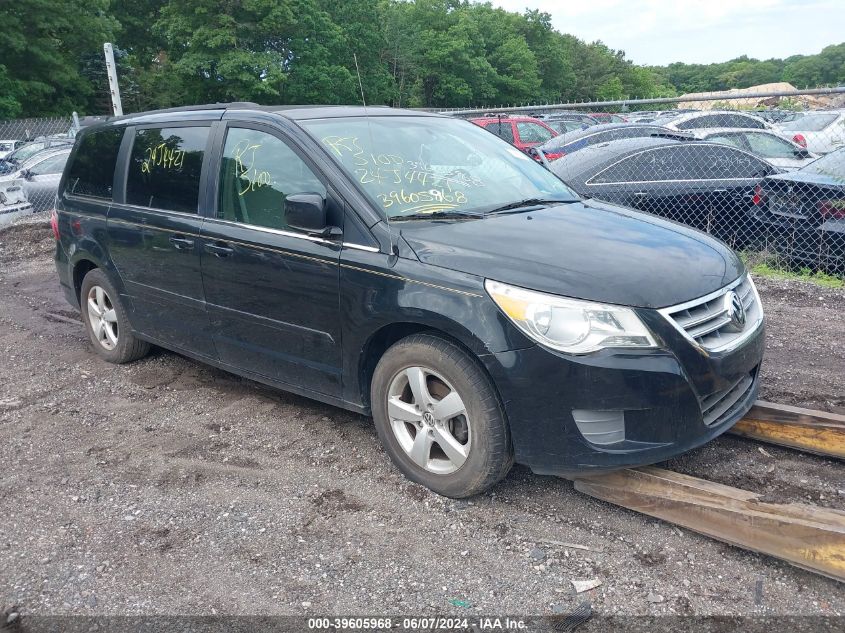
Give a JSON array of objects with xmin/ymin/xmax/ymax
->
[{"xmin": 0, "ymin": 147, "xmax": 70, "ymax": 212}]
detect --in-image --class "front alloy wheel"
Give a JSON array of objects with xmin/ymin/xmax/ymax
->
[
  {"xmin": 371, "ymin": 333, "xmax": 513, "ymax": 498},
  {"xmin": 387, "ymin": 366, "xmax": 471, "ymax": 475}
]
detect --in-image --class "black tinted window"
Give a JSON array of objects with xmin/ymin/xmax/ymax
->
[
  {"xmin": 677, "ymin": 115, "xmax": 719, "ymax": 130},
  {"xmin": 593, "ymin": 145, "xmax": 770, "ymax": 183},
  {"xmin": 126, "ymin": 126, "xmax": 209, "ymax": 213},
  {"xmin": 65, "ymin": 128, "xmax": 124, "ymax": 199}
]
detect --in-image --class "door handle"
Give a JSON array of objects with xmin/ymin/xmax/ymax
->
[
  {"xmin": 205, "ymin": 242, "xmax": 234, "ymax": 257},
  {"xmin": 633, "ymin": 191, "xmax": 649, "ymax": 197},
  {"xmin": 169, "ymin": 235, "xmax": 195, "ymax": 250}
]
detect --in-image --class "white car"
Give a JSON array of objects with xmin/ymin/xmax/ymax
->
[
  {"xmin": 653, "ymin": 110, "xmax": 771, "ymax": 132},
  {"xmin": 0, "ymin": 178, "xmax": 34, "ymax": 226},
  {"xmin": 0, "ymin": 140, "xmax": 22, "ymax": 160},
  {"xmin": 776, "ymin": 111, "xmax": 845, "ymax": 155},
  {"xmin": 693, "ymin": 128, "xmax": 816, "ymax": 171}
]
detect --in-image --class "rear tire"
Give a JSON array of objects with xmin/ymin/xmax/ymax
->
[
  {"xmin": 371, "ymin": 333, "xmax": 513, "ymax": 498},
  {"xmin": 80, "ymin": 269, "xmax": 149, "ymax": 364}
]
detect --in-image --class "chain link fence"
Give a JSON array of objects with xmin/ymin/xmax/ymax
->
[
  {"xmin": 0, "ymin": 116, "xmax": 79, "ymax": 226},
  {"xmin": 448, "ymin": 87, "xmax": 845, "ymax": 277}
]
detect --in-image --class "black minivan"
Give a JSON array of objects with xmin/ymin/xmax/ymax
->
[{"xmin": 53, "ymin": 104, "xmax": 765, "ymax": 498}]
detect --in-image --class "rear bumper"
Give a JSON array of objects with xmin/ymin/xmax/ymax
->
[
  {"xmin": 54, "ymin": 240, "xmax": 78, "ymax": 309},
  {"xmin": 483, "ymin": 320, "xmax": 765, "ymax": 476}
]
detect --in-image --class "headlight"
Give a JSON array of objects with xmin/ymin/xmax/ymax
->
[{"xmin": 485, "ymin": 279, "xmax": 657, "ymax": 354}]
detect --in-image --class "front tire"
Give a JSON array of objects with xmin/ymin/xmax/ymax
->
[
  {"xmin": 80, "ymin": 269, "xmax": 150, "ymax": 364},
  {"xmin": 371, "ymin": 333, "xmax": 513, "ymax": 498}
]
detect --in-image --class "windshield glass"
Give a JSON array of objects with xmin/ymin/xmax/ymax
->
[
  {"xmin": 780, "ymin": 113, "xmax": 836, "ymax": 131},
  {"xmin": 300, "ymin": 116, "xmax": 578, "ymax": 218},
  {"xmin": 9, "ymin": 142, "xmax": 47, "ymax": 163}
]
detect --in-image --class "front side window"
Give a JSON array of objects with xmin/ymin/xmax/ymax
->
[
  {"xmin": 302, "ymin": 116, "xmax": 576, "ymax": 219},
  {"xmin": 126, "ymin": 126, "xmax": 209, "ymax": 213},
  {"xmin": 65, "ymin": 128, "xmax": 124, "ymax": 199},
  {"xmin": 516, "ymin": 122, "xmax": 554, "ymax": 144},
  {"xmin": 217, "ymin": 127, "xmax": 326, "ymax": 230}
]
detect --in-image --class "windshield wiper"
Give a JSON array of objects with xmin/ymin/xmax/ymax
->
[
  {"xmin": 484, "ymin": 198, "xmax": 578, "ymax": 215},
  {"xmin": 391, "ymin": 210, "xmax": 483, "ymax": 222}
]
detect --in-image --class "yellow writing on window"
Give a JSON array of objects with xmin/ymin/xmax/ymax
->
[
  {"xmin": 233, "ymin": 140, "xmax": 273, "ymax": 196},
  {"xmin": 141, "ymin": 143, "xmax": 185, "ymax": 174}
]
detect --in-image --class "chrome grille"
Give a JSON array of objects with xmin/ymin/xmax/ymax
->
[
  {"xmin": 659, "ymin": 275, "xmax": 763, "ymax": 352},
  {"xmin": 700, "ymin": 372, "xmax": 755, "ymax": 427}
]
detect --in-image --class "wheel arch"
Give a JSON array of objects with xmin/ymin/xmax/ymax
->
[{"xmin": 356, "ymin": 320, "xmax": 503, "ymax": 415}]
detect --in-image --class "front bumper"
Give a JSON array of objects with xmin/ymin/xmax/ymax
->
[{"xmin": 483, "ymin": 314, "xmax": 765, "ymax": 476}]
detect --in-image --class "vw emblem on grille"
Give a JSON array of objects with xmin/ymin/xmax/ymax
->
[{"xmin": 724, "ymin": 291, "xmax": 746, "ymax": 332}]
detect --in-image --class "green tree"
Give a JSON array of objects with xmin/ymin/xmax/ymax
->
[{"xmin": 0, "ymin": 0, "xmax": 117, "ymax": 116}]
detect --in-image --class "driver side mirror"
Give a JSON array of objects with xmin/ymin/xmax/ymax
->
[
  {"xmin": 20, "ymin": 168, "xmax": 33, "ymax": 181},
  {"xmin": 284, "ymin": 193, "xmax": 340, "ymax": 238},
  {"xmin": 794, "ymin": 148, "xmax": 811, "ymax": 159}
]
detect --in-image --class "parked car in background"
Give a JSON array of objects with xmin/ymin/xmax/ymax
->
[
  {"xmin": 751, "ymin": 148, "xmax": 845, "ymax": 271},
  {"xmin": 0, "ymin": 146, "xmax": 71, "ymax": 211},
  {"xmin": 0, "ymin": 138, "xmax": 73, "ymax": 175},
  {"xmin": 694, "ymin": 128, "xmax": 816, "ymax": 170},
  {"xmin": 756, "ymin": 110, "xmax": 805, "ymax": 124},
  {"xmin": 537, "ymin": 112, "xmax": 601, "ymax": 127},
  {"xmin": 776, "ymin": 111, "xmax": 845, "ymax": 155},
  {"xmin": 0, "ymin": 178, "xmax": 34, "ymax": 226},
  {"xmin": 470, "ymin": 114, "xmax": 557, "ymax": 154},
  {"xmin": 530, "ymin": 123, "xmax": 692, "ymax": 161},
  {"xmin": 589, "ymin": 112, "xmax": 627, "ymax": 124},
  {"xmin": 544, "ymin": 119, "xmax": 590, "ymax": 134},
  {"xmin": 550, "ymin": 137, "xmax": 780, "ymax": 247},
  {"xmin": 655, "ymin": 110, "xmax": 770, "ymax": 131},
  {"xmin": 53, "ymin": 105, "xmax": 764, "ymax": 498},
  {"xmin": 0, "ymin": 140, "xmax": 22, "ymax": 160}
]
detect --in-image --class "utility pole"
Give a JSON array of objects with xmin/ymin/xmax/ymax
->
[{"xmin": 103, "ymin": 43, "xmax": 123, "ymax": 116}]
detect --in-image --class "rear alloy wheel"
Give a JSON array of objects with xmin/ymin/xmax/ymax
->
[
  {"xmin": 80, "ymin": 269, "xmax": 150, "ymax": 364},
  {"xmin": 86, "ymin": 285, "xmax": 119, "ymax": 351},
  {"xmin": 372, "ymin": 333, "xmax": 513, "ymax": 498}
]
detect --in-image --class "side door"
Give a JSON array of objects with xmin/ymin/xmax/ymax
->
[
  {"xmin": 23, "ymin": 151, "xmax": 69, "ymax": 211},
  {"xmin": 106, "ymin": 123, "xmax": 217, "ymax": 357},
  {"xmin": 199, "ymin": 122, "xmax": 344, "ymax": 397}
]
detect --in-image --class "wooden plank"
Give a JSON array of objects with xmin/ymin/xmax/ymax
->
[
  {"xmin": 572, "ymin": 466, "xmax": 845, "ymax": 583},
  {"xmin": 729, "ymin": 400, "xmax": 845, "ymax": 459}
]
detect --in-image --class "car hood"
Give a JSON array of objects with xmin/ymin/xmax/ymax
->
[{"xmin": 399, "ymin": 200, "xmax": 743, "ymax": 309}]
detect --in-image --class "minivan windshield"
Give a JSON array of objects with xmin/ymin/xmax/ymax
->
[{"xmin": 300, "ymin": 116, "xmax": 578, "ymax": 219}]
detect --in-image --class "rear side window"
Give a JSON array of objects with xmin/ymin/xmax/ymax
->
[
  {"xmin": 482, "ymin": 121, "xmax": 514, "ymax": 143},
  {"xmin": 65, "ymin": 128, "xmax": 124, "ymax": 199},
  {"xmin": 126, "ymin": 126, "xmax": 210, "ymax": 213}
]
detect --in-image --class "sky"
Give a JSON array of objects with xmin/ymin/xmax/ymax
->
[{"xmin": 491, "ymin": 0, "xmax": 845, "ymax": 66}]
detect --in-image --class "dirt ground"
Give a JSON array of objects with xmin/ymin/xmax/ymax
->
[{"xmin": 1, "ymin": 221, "xmax": 843, "ymax": 618}]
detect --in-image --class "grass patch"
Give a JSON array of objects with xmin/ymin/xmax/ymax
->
[
  {"xmin": 749, "ymin": 262, "xmax": 844, "ymax": 289},
  {"xmin": 737, "ymin": 250, "xmax": 844, "ymax": 288}
]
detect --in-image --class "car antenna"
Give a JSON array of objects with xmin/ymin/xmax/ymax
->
[{"xmin": 354, "ymin": 52, "xmax": 399, "ymax": 262}]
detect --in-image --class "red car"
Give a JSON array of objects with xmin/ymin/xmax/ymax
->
[{"xmin": 470, "ymin": 115, "xmax": 558, "ymax": 154}]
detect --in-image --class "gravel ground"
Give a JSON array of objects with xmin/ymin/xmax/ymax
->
[{"xmin": 1, "ymin": 221, "xmax": 843, "ymax": 618}]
